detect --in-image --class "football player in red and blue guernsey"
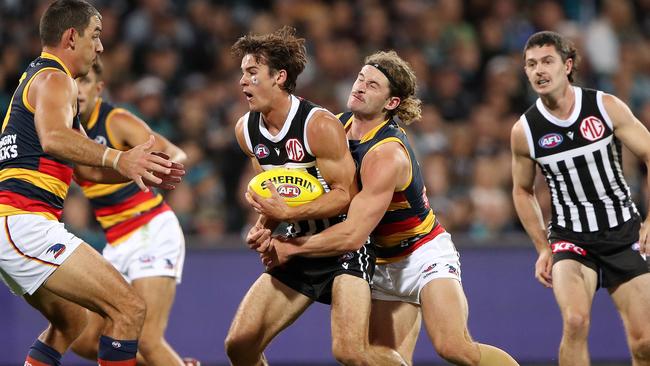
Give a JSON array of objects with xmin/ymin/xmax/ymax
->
[
  {"xmin": 0, "ymin": 1, "xmax": 184, "ymax": 366},
  {"xmin": 68, "ymin": 59, "xmax": 198, "ymax": 366}
]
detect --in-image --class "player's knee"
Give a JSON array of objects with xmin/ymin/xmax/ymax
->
[
  {"xmin": 434, "ymin": 339, "xmax": 479, "ymax": 366},
  {"xmin": 109, "ymin": 290, "xmax": 146, "ymax": 332},
  {"xmin": 630, "ymin": 335, "xmax": 650, "ymax": 360},
  {"xmin": 225, "ymin": 330, "xmax": 262, "ymax": 360},
  {"xmin": 562, "ymin": 310, "xmax": 590, "ymax": 336},
  {"xmin": 332, "ymin": 341, "xmax": 366, "ymax": 366}
]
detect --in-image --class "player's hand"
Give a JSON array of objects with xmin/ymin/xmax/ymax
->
[
  {"xmin": 246, "ymin": 180, "xmax": 292, "ymax": 221},
  {"xmin": 535, "ymin": 247, "xmax": 553, "ymax": 288},
  {"xmin": 246, "ymin": 223, "xmax": 272, "ymax": 252},
  {"xmin": 116, "ymin": 135, "xmax": 175, "ymax": 192},
  {"xmin": 639, "ymin": 218, "xmax": 650, "ymax": 255},
  {"xmin": 261, "ymin": 237, "xmax": 291, "ymax": 268},
  {"xmin": 143, "ymin": 151, "xmax": 186, "ymax": 190}
]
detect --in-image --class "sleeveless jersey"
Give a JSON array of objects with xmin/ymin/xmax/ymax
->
[
  {"xmin": 521, "ymin": 86, "xmax": 639, "ymax": 233},
  {"xmin": 0, "ymin": 52, "xmax": 80, "ymax": 221},
  {"xmin": 76, "ymin": 99, "xmax": 170, "ymax": 245},
  {"xmin": 338, "ymin": 112, "xmax": 444, "ymax": 263},
  {"xmin": 243, "ymin": 95, "xmax": 342, "ymax": 237}
]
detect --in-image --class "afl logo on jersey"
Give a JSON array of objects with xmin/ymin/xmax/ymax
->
[
  {"xmin": 94, "ymin": 135, "xmax": 107, "ymax": 145},
  {"xmin": 580, "ymin": 116, "xmax": 605, "ymax": 141},
  {"xmin": 538, "ymin": 133, "xmax": 563, "ymax": 149},
  {"xmin": 254, "ymin": 144, "xmax": 270, "ymax": 159},
  {"xmin": 286, "ymin": 138, "xmax": 305, "ymax": 161}
]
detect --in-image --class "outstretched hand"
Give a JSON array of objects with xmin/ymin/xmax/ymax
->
[
  {"xmin": 246, "ymin": 180, "xmax": 292, "ymax": 221},
  {"xmin": 117, "ymin": 136, "xmax": 184, "ymax": 191},
  {"xmin": 144, "ymin": 151, "xmax": 186, "ymax": 190}
]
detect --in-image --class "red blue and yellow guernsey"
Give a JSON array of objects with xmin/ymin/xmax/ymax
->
[
  {"xmin": 77, "ymin": 98, "xmax": 170, "ymax": 245},
  {"xmin": 338, "ymin": 112, "xmax": 445, "ymax": 264},
  {"xmin": 0, "ymin": 52, "xmax": 80, "ymax": 221}
]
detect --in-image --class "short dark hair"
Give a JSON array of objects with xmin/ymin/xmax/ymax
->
[
  {"xmin": 39, "ymin": 0, "xmax": 101, "ymax": 47},
  {"xmin": 231, "ymin": 26, "xmax": 307, "ymax": 94},
  {"xmin": 524, "ymin": 31, "xmax": 579, "ymax": 82}
]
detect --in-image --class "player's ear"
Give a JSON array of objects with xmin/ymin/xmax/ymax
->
[
  {"xmin": 385, "ymin": 96, "xmax": 401, "ymax": 111},
  {"xmin": 275, "ymin": 69, "xmax": 287, "ymax": 87},
  {"xmin": 62, "ymin": 27, "xmax": 77, "ymax": 50}
]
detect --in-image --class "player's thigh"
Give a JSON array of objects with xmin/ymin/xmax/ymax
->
[
  {"xmin": 330, "ymin": 274, "xmax": 372, "ymax": 344},
  {"xmin": 552, "ymin": 259, "xmax": 597, "ymax": 317},
  {"xmin": 609, "ymin": 273, "xmax": 650, "ymax": 340},
  {"xmin": 419, "ymin": 278, "xmax": 471, "ymax": 345},
  {"xmin": 370, "ymin": 299, "xmax": 421, "ymax": 364},
  {"xmin": 228, "ymin": 273, "xmax": 312, "ymax": 347},
  {"xmin": 132, "ymin": 276, "xmax": 177, "ymax": 336},
  {"xmin": 43, "ymin": 243, "xmax": 139, "ymax": 315}
]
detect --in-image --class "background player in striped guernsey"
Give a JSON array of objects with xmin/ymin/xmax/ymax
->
[
  {"xmin": 512, "ymin": 31, "xmax": 650, "ymax": 365},
  {"xmin": 264, "ymin": 51, "xmax": 519, "ymax": 366},
  {"xmin": 0, "ymin": 1, "xmax": 184, "ymax": 366},
  {"xmin": 67, "ymin": 59, "xmax": 198, "ymax": 366},
  {"xmin": 225, "ymin": 26, "xmax": 404, "ymax": 366}
]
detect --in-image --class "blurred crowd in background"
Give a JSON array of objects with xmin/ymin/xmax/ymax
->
[{"xmin": 1, "ymin": 0, "xmax": 650, "ymax": 249}]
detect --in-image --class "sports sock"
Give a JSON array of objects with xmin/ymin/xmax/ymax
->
[
  {"xmin": 97, "ymin": 335, "xmax": 138, "ymax": 366},
  {"xmin": 25, "ymin": 339, "xmax": 62, "ymax": 366}
]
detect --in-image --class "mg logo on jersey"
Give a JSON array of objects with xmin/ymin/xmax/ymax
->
[
  {"xmin": 254, "ymin": 144, "xmax": 270, "ymax": 159},
  {"xmin": 551, "ymin": 241, "xmax": 587, "ymax": 256},
  {"xmin": 277, "ymin": 184, "xmax": 301, "ymax": 198},
  {"xmin": 285, "ymin": 138, "xmax": 305, "ymax": 161},
  {"xmin": 580, "ymin": 116, "xmax": 605, "ymax": 141},
  {"xmin": 538, "ymin": 133, "xmax": 563, "ymax": 148}
]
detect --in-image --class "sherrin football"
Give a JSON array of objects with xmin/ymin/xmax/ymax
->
[{"xmin": 248, "ymin": 168, "xmax": 324, "ymax": 206}]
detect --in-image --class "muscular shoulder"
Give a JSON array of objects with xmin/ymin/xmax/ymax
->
[
  {"xmin": 32, "ymin": 69, "xmax": 76, "ymax": 99},
  {"xmin": 235, "ymin": 114, "xmax": 253, "ymax": 156},
  {"xmin": 510, "ymin": 118, "xmax": 530, "ymax": 156},
  {"xmin": 306, "ymin": 110, "xmax": 347, "ymax": 157},
  {"xmin": 601, "ymin": 93, "xmax": 634, "ymax": 129}
]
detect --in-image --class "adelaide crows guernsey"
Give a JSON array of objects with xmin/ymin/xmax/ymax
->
[
  {"xmin": 338, "ymin": 112, "xmax": 444, "ymax": 263},
  {"xmin": 0, "ymin": 52, "xmax": 80, "ymax": 221},
  {"xmin": 521, "ymin": 86, "xmax": 638, "ymax": 233},
  {"xmin": 76, "ymin": 99, "xmax": 170, "ymax": 245},
  {"xmin": 243, "ymin": 95, "xmax": 343, "ymax": 237}
]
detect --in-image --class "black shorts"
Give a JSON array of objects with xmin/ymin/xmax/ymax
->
[
  {"xmin": 548, "ymin": 217, "xmax": 648, "ymax": 289},
  {"xmin": 267, "ymin": 242, "xmax": 375, "ymax": 305}
]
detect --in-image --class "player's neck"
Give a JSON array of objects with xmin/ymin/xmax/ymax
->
[
  {"xmin": 539, "ymin": 83, "xmax": 575, "ymax": 120},
  {"xmin": 348, "ymin": 112, "xmax": 388, "ymax": 140},
  {"xmin": 260, "ymin": 93, "xmax": 292, "ymax": 134},
  {"xmin": 41, "ymin": 47, "xmax": 76, "ymax": 77}
]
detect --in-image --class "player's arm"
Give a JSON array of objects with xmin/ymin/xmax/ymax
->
[
  {"xmin": 31, "ymin": 71, "xmax": 175, "ymax": 191},
  {"xmin": 247, "ymin": 111, "xmax": 355, "ymax": 221},
  {"xmin": 235, "ymin": 115, "xmax": 278, "ymax": 249},
  {"xmin": 108, "ymin": 109, "xmax": 188, "ymax": 163},
  {"xmin": 511, "ymin": 119, "xmax": 552, "ymax": 287},
  {"xmin": 269, "ymin": 142, "xmax": 408, "ymax": 260},
  {"xmin": 604, "ymin": 93, "xmax": 650, "ymax": 253}
]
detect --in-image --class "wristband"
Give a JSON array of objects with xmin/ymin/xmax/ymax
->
[
  {"xmin": 101, "ymin": 148, "xmax": 110, "ymax": 167},
  {"xmin": 112, "ymin": 151, "xmax": 123, "ymax": 170}
]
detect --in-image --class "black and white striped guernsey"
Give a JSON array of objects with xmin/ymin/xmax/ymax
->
[
  {"xmin": 521, "ymin": 86, "xmax": 639, "ymax": 233},
  {"xmin": 243, "ymin": 95, "xmax": 344, "ymax": 237}
]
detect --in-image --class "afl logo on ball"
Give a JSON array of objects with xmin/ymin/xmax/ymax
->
[
  {"xmin": 286, "ymin": 139, "xmax": 305, "ymax": 161},
  {"xmin": 580, "ymin": 116, "xmax": 605, "ymax": 141},
  {"xmin": 277, "ymin": 184, "xmax": 301, "ymax": 198},
  {"xmin": 254, "ymin": 144, "xmax": 270, "ymax": 159}
]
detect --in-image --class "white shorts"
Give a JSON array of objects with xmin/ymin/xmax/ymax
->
[
  {"xmin": 102, "ymin": 211, "xmax": 185, "ymax": 283},
  {"xmin": 0, "ymin": 215, "xmax": 84, "ymax": 295},
  {"xmin": 372, "ymin": 232, "xmax": 461, "ymax": 304}
]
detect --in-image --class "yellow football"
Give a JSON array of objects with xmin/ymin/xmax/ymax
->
[{"xmin": 248, "ymin": 168, "xmax": 324, "ymax": 206}]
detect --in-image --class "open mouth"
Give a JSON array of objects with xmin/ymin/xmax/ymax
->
[
  {"xmin": 536, "ymin": 79, "xmax": 550, "ymax": 86},
  {"xmin": 243, "ymin": 91, "xmax": 253, "ymax": 100}
]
